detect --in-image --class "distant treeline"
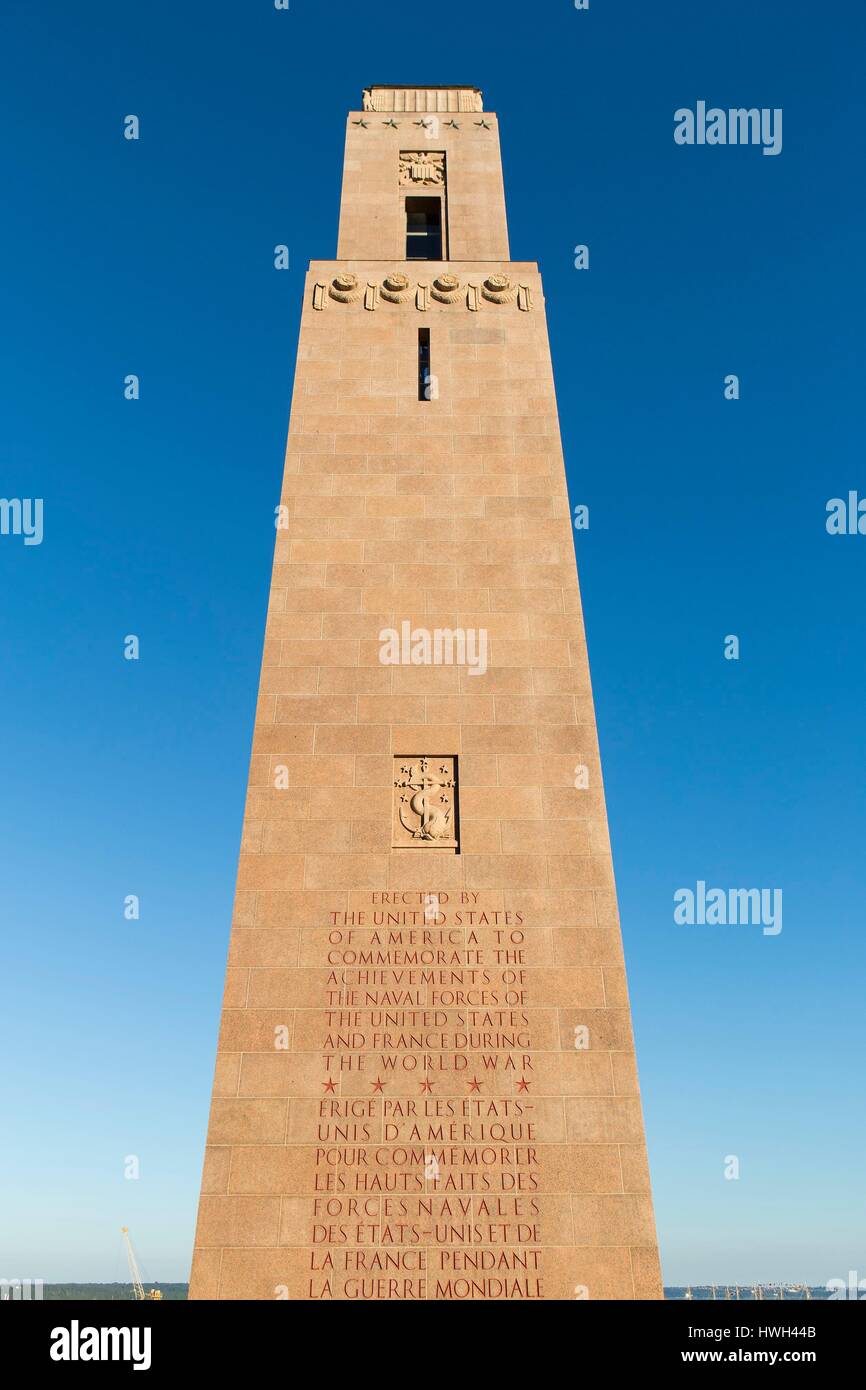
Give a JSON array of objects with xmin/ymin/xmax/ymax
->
[
  {"xmin": 24, "ymin": 1284, "xmax": 827, "ymax": 1302},
  {"xmin": 35, "ymin": 1284, "xmax": 189, "ymax": 1301}
]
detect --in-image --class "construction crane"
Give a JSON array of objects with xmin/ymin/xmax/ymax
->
[{"xmin": 121, "ymin": 1227, "xmax": 163, "ymax": 1301}]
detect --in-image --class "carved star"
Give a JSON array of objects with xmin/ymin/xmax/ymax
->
[
  {"xmin": 353, "ymin": 119, "xmax": 370, "ymax": 128},
  {"xmin": 420, "ymin": 1079, "xmax": 434, "ymax": 1094},
  {"xmin": 516, "ymin": 1077, "xmax": 531, "ymax": 1093},
  {"xmin": 382, "ymin": 118, "xmax": 400, "ymax": 128},
  {"xmin": 371, "ymin": 1077, "xmax": 386, "ymax": 1092},
  {"xmin": 414, "ymin": 119, "xmax": 432, "ymax": 129},
  {"xmin": 322, "ymin": 1078, "xmax": 337, "ymax": 1093},
  {"xmin": 444, "ymin": 119, "xmax": 460, "ymax": 129},
  {"xmin": 475, "ymin": 119, "xmax": 492, "ymax": 129},
  {"xmin": 467, "ymin": 1077, "xmax": 482, "ymax": 1092}
]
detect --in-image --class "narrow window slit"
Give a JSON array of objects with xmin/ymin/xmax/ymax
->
[{"xmin": 418, "ymin": 328, "xmax": 433, "ymax": 401}]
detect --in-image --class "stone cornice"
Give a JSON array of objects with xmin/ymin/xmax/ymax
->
[{"xmin": 362, "ymin": 86, "xmax": 484, "ymax": 113}]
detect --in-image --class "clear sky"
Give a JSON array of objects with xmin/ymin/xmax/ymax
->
[{"xmin": 1, "ymin": 0, "xmax": 863, "ymax": 1288}]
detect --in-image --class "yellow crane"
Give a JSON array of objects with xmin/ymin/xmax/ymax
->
[{"xmin": 121, "ymin": 1227, "xmax": 163, "ymax": 1301}]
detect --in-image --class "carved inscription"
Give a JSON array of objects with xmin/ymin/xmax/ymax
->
[{"xmin": 307, "ymin": 890, "xmax": 544, "ymax": 1299}]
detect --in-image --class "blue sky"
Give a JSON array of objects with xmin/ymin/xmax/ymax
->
[{"xmin": 1, "ymin": 0, "xmax": 863, "ymax": 1287}]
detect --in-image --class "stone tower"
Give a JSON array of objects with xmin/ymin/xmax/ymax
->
[{"xmin": 189, "ymin": 85, "xmax": 662, "ymax": 1301}]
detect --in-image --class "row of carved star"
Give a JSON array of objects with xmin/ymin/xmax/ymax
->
[
  {"xmin": 352, "ymin": 117, "xmax": 493, "ymax": 130},
  {"xmin": 322, "ymin": 1076, "xmax": 531, "ymax": 1093}
]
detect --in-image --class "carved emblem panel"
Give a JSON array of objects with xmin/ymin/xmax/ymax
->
[
  {"xmin": 392, "ymin": 755, "xmax": 459, "ymax": 850},
  {"xmin": 399, "ymin": 152, "xmax": 446, "ymax": 187}
]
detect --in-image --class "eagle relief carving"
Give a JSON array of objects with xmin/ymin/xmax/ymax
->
[
  {"xmin": 392, "ymin": 756, "xmax": 459, "ymax": 850},
  {"xmin": 398, "ymin": 152, "xmax": 445, "ymax": 188}
]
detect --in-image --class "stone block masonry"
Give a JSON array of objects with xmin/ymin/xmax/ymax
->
[{"xmin": 188, "ymin": 85, "xmax": 662, "ymax": 1302}]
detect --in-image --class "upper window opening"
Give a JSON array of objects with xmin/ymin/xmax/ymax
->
[{"xmin": 406, "ymin": 197, "xmax": 443, "ymax": 260}]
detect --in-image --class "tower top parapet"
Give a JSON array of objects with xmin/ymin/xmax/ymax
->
[{"xmin": 362, "ymin": 86, "xmax": 484, "ymax": 113}]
